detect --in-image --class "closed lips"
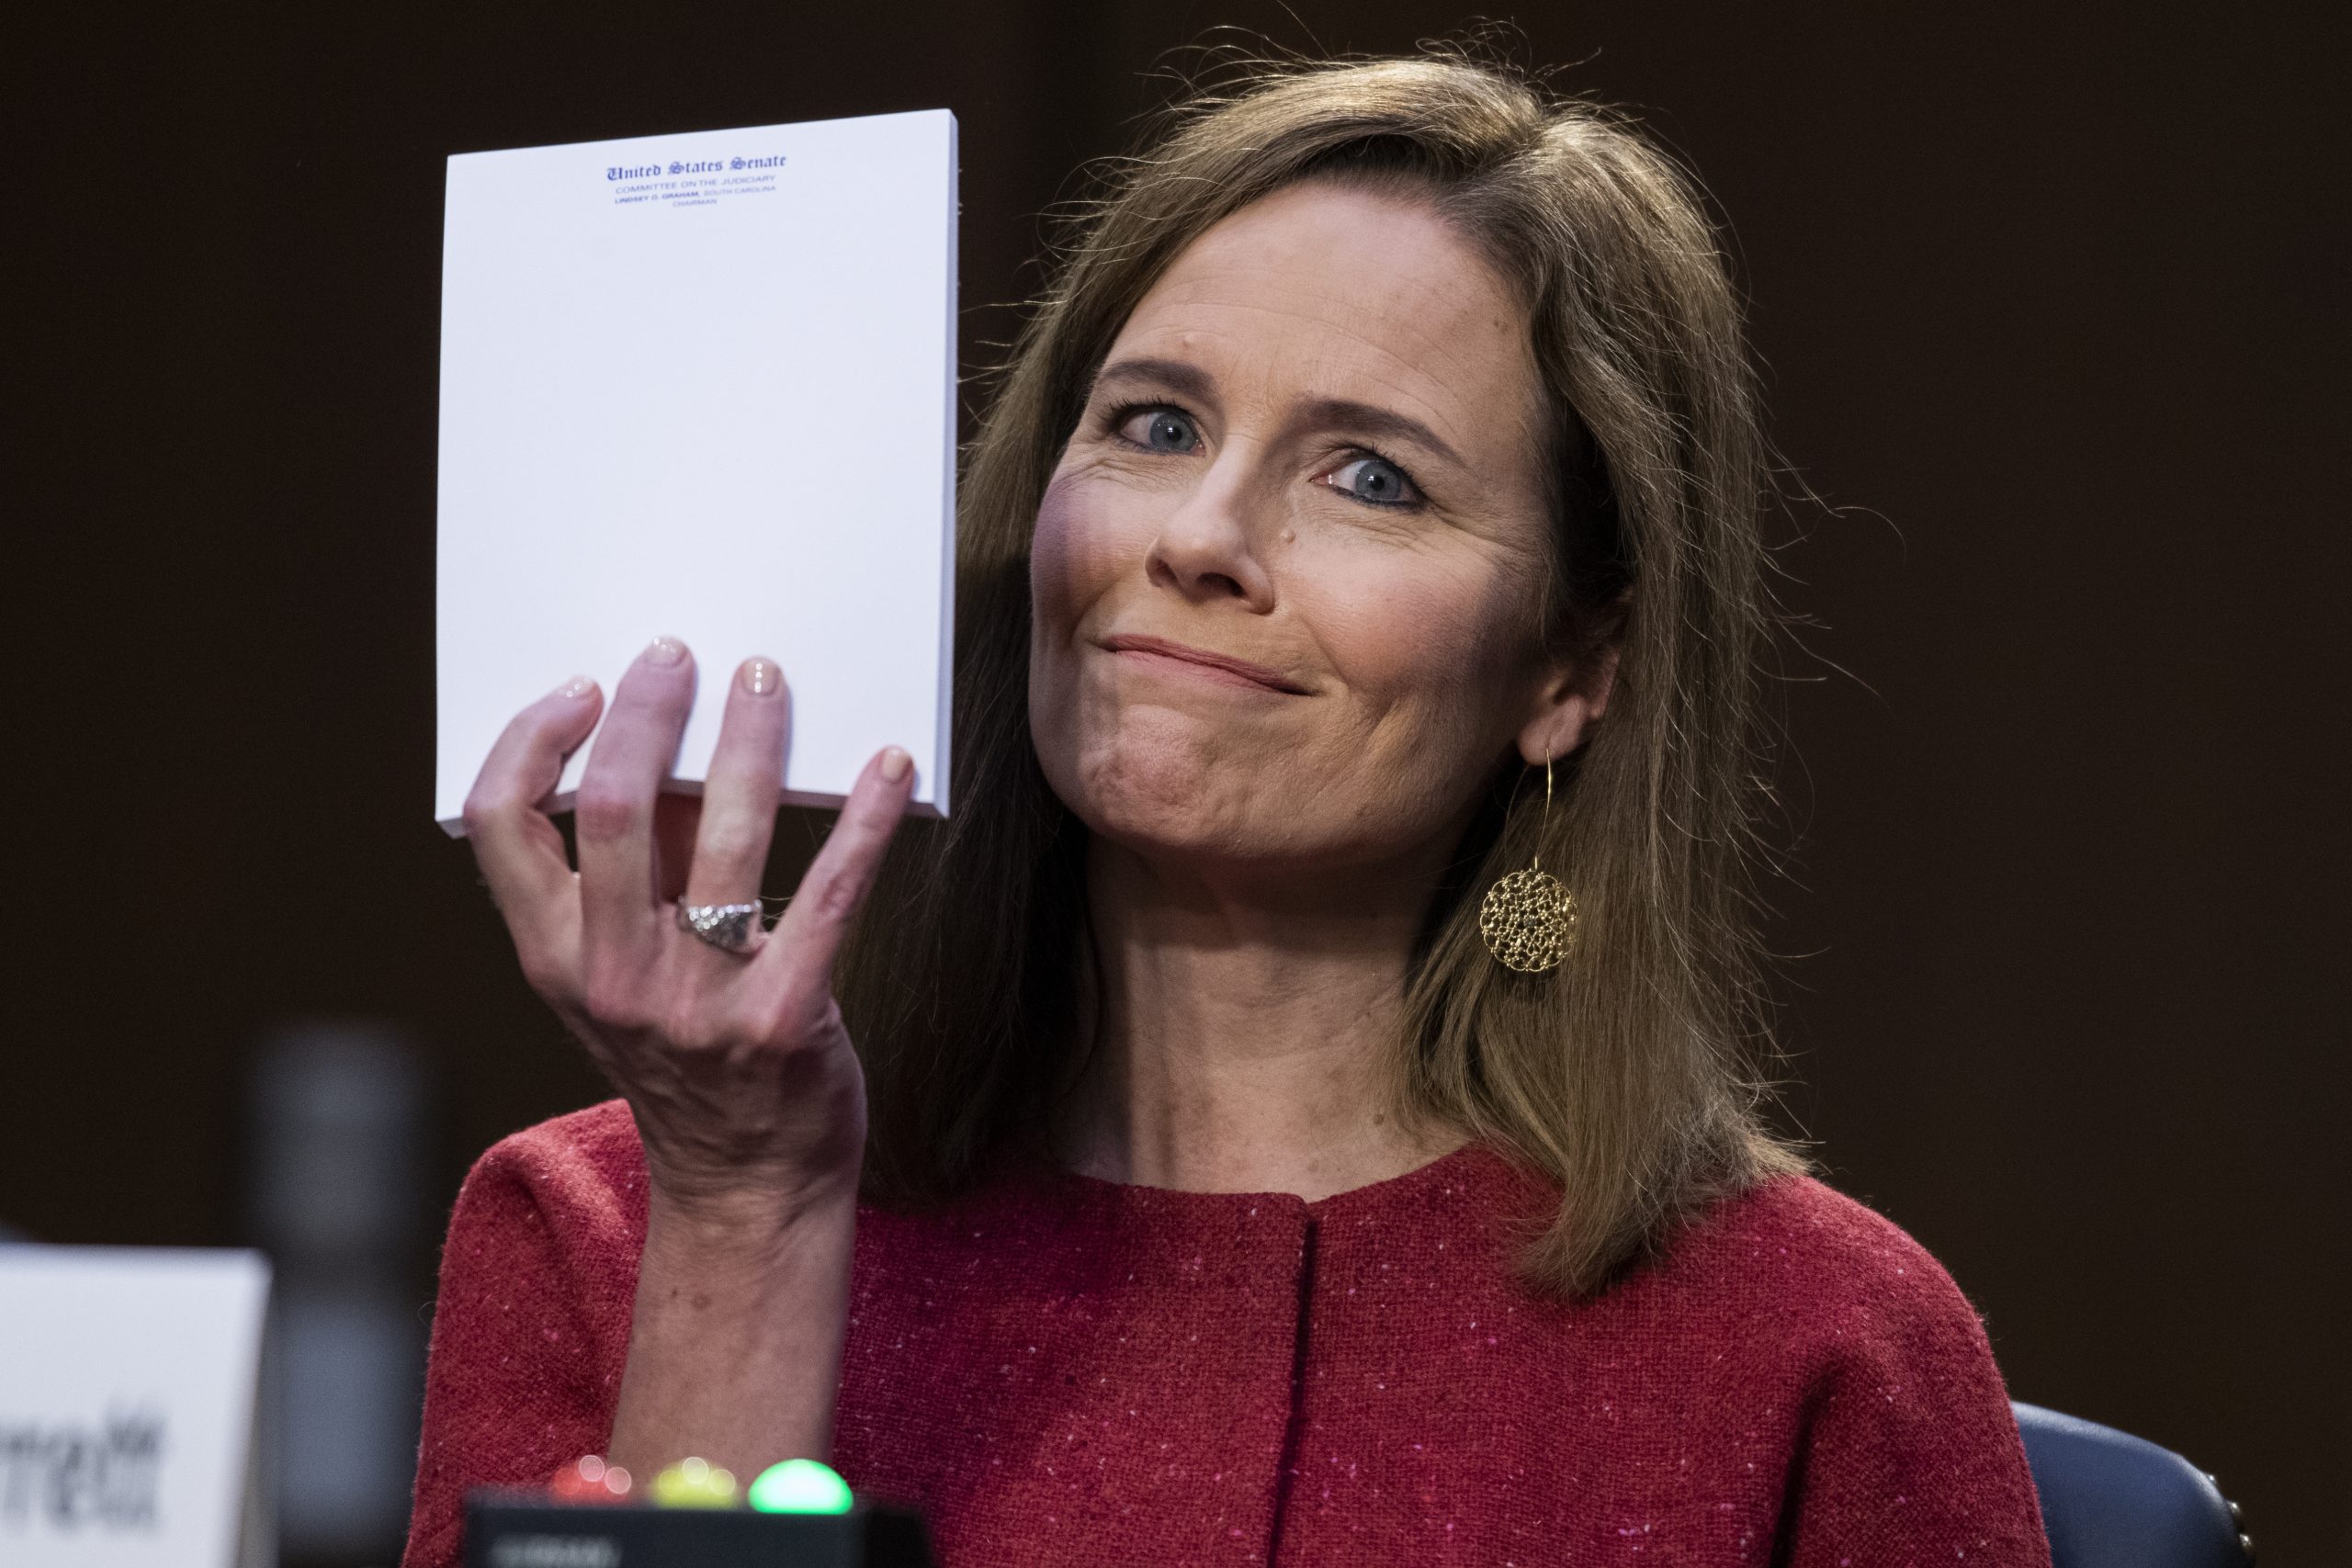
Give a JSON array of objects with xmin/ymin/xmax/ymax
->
[{"xmin": 1098, "ymin": 635, "xmax": 1309, "ymax": 694}]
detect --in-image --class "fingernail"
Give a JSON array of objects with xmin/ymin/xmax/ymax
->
[
  {"xmin": 645, "ymin": 636, "xmax": 688, "ymax": 667},
  {"xmin": 740, "ymin": 658, "xmax": 780, "ymax": 697},
  {"xmin": 879, "ymin": 746, "xmax": 912, "ymax": 783},
  {"xmin": 556, "ymin": 675, "xmax": 595, "ymax": 700}
]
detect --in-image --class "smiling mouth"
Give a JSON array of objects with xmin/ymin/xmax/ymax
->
[{"xmin": 1097, "ymin": 635, "xmax": 1310, "ymax": 694}]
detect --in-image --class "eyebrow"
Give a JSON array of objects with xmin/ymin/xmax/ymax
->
[
  {"xmin": 1295, "ymin": 397, "xmax": 1466, "ymax": 471},
  {"xmin": 1090, "ymin": 356, "xmax": 1468, "ymax": 471},
  {"xmin": 1091, "ymin": 355, "xmax": 1217, "ymax": 405}
]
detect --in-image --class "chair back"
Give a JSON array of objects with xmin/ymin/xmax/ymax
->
[{"xmin": 2012, "ymin": 1402, "xmax": 2252, "ymax": 1568}]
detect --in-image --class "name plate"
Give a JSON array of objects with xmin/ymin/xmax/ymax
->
[{"xmin": 0, "ymin": 1247, "xmax": 271, "ymax": 1568}]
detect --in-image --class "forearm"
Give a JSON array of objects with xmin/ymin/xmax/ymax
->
[{"xmin": 605, "ymin": 1186, "xmax": 857, "ymax": 1480}]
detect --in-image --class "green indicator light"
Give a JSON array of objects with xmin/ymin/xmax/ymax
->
[{"xmin": 747, "ymin": 1458, "xmax": 854, "ymax": 1515}]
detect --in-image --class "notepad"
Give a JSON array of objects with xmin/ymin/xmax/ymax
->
[{"xmin": 435, "ymin": 109, "xmax": 957, "ymax": 832}]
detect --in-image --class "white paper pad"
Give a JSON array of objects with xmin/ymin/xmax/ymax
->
[{"xmin": 435, "ymin": 109, "xmax": 957, "ymax": 832}]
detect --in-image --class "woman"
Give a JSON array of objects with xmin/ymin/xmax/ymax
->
[{"xmin": 405, "ymin": 54, "xmax": 2052, "ymax": 1567}]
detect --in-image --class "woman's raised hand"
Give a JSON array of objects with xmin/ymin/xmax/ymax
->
[{"xmin": 462, "ymin": 636, "xmax": 913, "ymax": 1226}]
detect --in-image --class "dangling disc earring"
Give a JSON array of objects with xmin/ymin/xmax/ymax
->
[{"xmin": 1478, "ymin": 750, "xmax": 1578, "ymax": 974}]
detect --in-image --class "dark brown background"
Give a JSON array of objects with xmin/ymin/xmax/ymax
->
[{"xmin": 12, "ymin": 2, "xmax": 2346, "ymax": 1561}]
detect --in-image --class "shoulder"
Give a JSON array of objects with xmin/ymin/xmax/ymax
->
[
  {"xmin": 1681, "ymin": 1174, "xmax": 1956, "ymax": 1283},
  {"xmin": 1658, "ymin": 1180, "xmax": 2046, "ymax": 1560},
  {"xmin": 445, "ymin": 1099, "xmax": 650, "ymax": 1270},
  {"xmin": 424, "ymin": 1102, "xmax": 649, "ymax": 1397},
  {"xmin": 1637, "ymin": 1174, "xmax": 1995, "ymax": 1361},
  {"xmin": 407, "ymin": 1104, "xmax": 647, "ymax": 1568}
]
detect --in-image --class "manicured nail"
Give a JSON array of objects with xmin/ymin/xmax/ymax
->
[
  {"xmin": 879, "ymin": 746, "xmax": 911, "ymax": 783},
  {"xmin": 740, "ymin": 658, "xmax": 781, "ymax": 697},
  {"xmin": 646, "ymin": 636, "xmax": 688, "ymax": 667},
  {"xmin": 556, "ymin": 675, "xmax": 595, "ymax": 700}
]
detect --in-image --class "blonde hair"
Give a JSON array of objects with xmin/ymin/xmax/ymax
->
[{"xmin": 841, "ymin": 51, "xmax": 1802, "ymax": 1296}]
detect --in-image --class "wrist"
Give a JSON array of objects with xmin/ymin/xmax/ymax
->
[
  {"xmin": 643, "ymin": 1172, "xmax": 858, "ymax": 1264},
  {"xmin": 615, "ymin": 1179, "xmax": 855, "ymax": 1482}
]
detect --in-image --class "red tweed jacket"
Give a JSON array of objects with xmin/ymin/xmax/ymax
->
[{"xmin": 401, "ymin": 1100, "xmax": 2051, "ymax": 1567}]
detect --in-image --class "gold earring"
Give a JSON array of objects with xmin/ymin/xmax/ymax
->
[{"xmin": 1478, "ymin": 750, "xmax": 1578, "ymax": 974}]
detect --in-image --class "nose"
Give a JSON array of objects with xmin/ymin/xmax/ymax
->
[{"xmin": 1144, "ymin": 456, "xmax": 1277, "ymax": 611}]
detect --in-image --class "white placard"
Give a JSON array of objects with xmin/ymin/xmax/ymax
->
[
  {"xmin": 435, "ymin": 109, "xmax": 958, "ymax": 832},
  {"xmin": 0, "ymin": 1247, "xmax": 271, "ymax": 1568}
]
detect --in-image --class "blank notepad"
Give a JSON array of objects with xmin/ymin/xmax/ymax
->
[{"xmin": 435, "ymin": 109, "xmax": 956, "ymax": 832}]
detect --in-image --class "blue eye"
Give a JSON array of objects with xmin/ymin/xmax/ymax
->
[
  {"xmin": 1117, "ymin": 406, "xmax": 1201, "ymax": 453},
  {"xmin": 1325, "ymin": 456, "xmax": 1419, "ymax": 508}
]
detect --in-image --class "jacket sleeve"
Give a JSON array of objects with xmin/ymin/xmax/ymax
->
[
  {"xmin": 1778, "ymin": 1235, "xmax": 2052, "ymax": 1568},
  {"xmin": 400, "ymin": 1104, "xmax": 646, "ymax": 1568}
]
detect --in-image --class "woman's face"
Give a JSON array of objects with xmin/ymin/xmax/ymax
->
[{"xmin": 1029, "ymin": 179, "xmax": 1593, "ymax": 876}]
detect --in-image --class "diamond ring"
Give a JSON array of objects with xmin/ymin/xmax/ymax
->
[{"xmin": 676, "ymin": 901, "xmax": 764, "ymax": 954}]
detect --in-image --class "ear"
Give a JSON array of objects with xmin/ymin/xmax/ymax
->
[{"xmin": 1515, "ymin": 644, "xmax": 1619, "ymax": 766}]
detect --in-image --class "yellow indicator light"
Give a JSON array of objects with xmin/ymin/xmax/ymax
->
[{"xmin": 649, "ymin": 1456, "xmax": 738, "ymax": 1507}]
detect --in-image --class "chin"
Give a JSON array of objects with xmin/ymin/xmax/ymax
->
[{"xmin": 1042, "ymin": 709, "xmax": 1267, "ymax": 860}]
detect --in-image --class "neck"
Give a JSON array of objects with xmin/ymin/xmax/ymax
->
[{"xmin": 1055, "ymin": 835, "xmax": 1463, "ymax": 1201}]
